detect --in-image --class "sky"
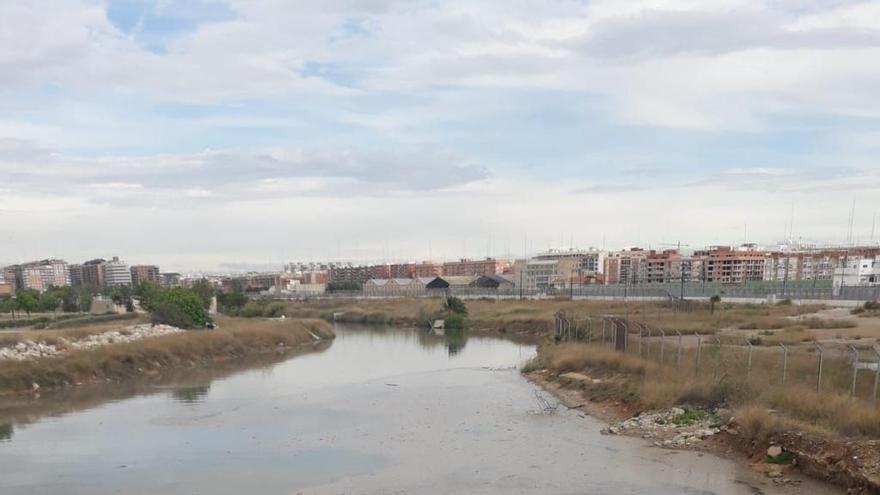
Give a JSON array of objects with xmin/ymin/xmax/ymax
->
[{"xmin": 1, "ymin": 0, "xmax": 880, "ymax": 272}]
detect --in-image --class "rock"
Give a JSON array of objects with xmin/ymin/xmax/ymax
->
[
  {"xmin": 768, "ymin": 445, "xmax": 783, "ymax": 457},
  {"xmin": 31, "ymin": 382, "xmax": 40, "ymax": 392}
]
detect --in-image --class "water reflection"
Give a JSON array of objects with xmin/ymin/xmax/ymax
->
[
  {"xmin": 0, "ymin": 422, "xmax": 12, "ymax": 442},
  {"xmin": 171, "ymin": 385, "xmax": 211, "ymax": 404},
  {"xmin": 443, "ymin": 329, "xmax": 468, "ymax": 356},
  {"xmin": 412, "ymin": 328, "xmax": 470, "ymax": 356}
]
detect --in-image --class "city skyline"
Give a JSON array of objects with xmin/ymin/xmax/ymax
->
[{"xmin": 2, "ymin": 1, "xmax": 880, "ymax": 270}]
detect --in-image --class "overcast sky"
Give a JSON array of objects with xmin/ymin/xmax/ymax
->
[{"xmin": 2, "ymin": 0, "xmax": 880, "ymax": 271}]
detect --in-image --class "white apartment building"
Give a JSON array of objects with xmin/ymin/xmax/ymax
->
[
  {"xmin": 104, "ymin": 256, "xmax": 133, "ymax": 287},
  {"xmin": 833, "ymin": 257, "xmax": 880, "ymax": 289}
]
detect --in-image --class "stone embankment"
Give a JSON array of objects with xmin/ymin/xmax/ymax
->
[{"xmin": 0, "ymin": 324, "xmax": 183, "ymax": 361}]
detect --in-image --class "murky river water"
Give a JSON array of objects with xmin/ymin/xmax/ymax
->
[{"xmin": 0, "ymin": 325, "xmax": 839, "ymax": 494}]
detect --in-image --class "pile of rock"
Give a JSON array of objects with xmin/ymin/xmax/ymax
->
[
  {"xmin": 0, "ymin": 324, "xmax": 184, "ymax": 362},
  {"xmin": 63, "ymin": 324, "xmax": 182, "ymax": 351},
  {"xmin": 0, "ymin": 341, "xmax": 60, "ymax": 361},
  {"xmin": 600, "ymin": 407, "xmax": 722, "ymax": 448}
]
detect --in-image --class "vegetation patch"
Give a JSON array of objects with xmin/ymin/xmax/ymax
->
[{"xmin": 0, "ymin": 317, "xmax": 333, "ymax": 394}]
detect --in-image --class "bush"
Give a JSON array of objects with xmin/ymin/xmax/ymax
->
[
  {"xmin": 443, "ymin": 296, "xmax": 468, "ymax": 315},
  {"xmin": 150, "ymin": 302, "xmax": 195, "ymax": 328},
  {"xmin": 150, "ymin": 288, "xmax": 210, "ymax": 328}
]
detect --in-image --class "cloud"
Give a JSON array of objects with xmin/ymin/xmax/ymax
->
[{"xmin": 0, "ymin": 139, "xmax": 492, "ymax": 206}]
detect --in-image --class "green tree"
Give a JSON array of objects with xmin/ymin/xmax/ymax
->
[
  {"xmin": 37, "ymin": 292, "xmax": 60, "ymax": 313},
  {"xmin": 150, "ymin": 288, "xmax": 210, "ymax": 328},
  {"xmin": 76, "ymin": 288, "xmax": 93, "ymax": 313},
  {"xmin": 190, "ymin": 279, "xmax": 215, "ymax": 309},
  {"xmin": 0, "ymin": 298, "xmax": 16, "ymax": 319},
  {"xmin": 217, "ymin": 291, "xmax": 248, "ymax": 315},
  {"xmin": 15, "ymin": 292, "xmax": 38, "ymax": 317},
  {"xmin": 135, "ymin": 281, "xmax": 163, "ymax": 311}
]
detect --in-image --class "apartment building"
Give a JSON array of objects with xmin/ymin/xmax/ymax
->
[
  {"xmin": 602, "ymin": 249, "xmax": 647, "ymax": 284},
  {"xmin": 104, "ymin": 257, "xmax": 133, "ymax": 287},
  {"xmin": 535, "ymin": 248, "xmax": 605, "ymax": 280},
  {"xmin": 328, "ymin": 264, "xmax": 380, "ymax": 284},
  {"xmin": 764, "ymin": 246, "xmax": 880, "ymax": 283},
  {"xmin": 522, "ymin": 259, "xmax": 559, "ymax": 290},
  {"xmin": 80, "ymin": 259, "xmax": 107, "ymax": 288},
  {"xmin": 833, "ymin": 257, "xmax": 880, "ymax": 288},
  {"xmin": 130, "ymin": 265, "xmax": 161, "ymax": 287},
  {"xmin": 441, "ymin": 258, "xmax": 510, "ymax": 277},
  {"xmin": 4, "ymin": 259, "xmax": 71, "ymax": 292},
  {"xmin": 161, "ymin": 272, "xmax": 181, "ymax": 288},
  {"xmin": 693, "ymin": 245, "xmax": 765, "ymax": 284},
  {"xmin": 413, "ymin": 261, "xmax": 442, "ymax": 278}
]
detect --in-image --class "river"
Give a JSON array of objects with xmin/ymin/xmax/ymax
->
[{"xmin": 0, "ymin": 325, "xmax": 838, "ymax": 494}]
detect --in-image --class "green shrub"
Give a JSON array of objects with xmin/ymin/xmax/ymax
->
[
  {"xmin": 443, "ymin": 296, "xmax": 468, "ymax": 315},
  {"xmin": 150, "ymin": 302, "xmax": 194, "ymax": 328},
  {"xmin": 150, "ymin": 288, "xmax": 210, "ymax": 328}
]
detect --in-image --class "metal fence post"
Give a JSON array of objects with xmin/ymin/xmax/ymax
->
[
  {"xmin": 695, "ymin": 332, "xmax": 702, "ymax": 378},
  {"xmin": 744, "ymin": 337, "xmax": 753, "ymax": 380},
  {"xmin": 713, "ymin": 336, "xmax": 722, "ymax": 381},
  {"xmin": 675, "ymin": 330, "xmax": 682, "ymax": 368},
  {"xmin": 622, "ymin": 320, "xmax": 629, "ymax": 353},
  {"xmin": 850, "ymin": 345, "xmax": 859, "ymax": 398},
  {"xmin": 658, "ymin": 328, "xmax": 665, "ymax": 365},
  {"xmin": 779, "ymin": 343, "xmax": 788, "ymax": 385},
  {"xmin": 814, "ymin": 342, "xmax": 824, "ymax": 393},
  {"xmin": 602, "ymin": 318, "xmax": 608, "ymax": 344},
  {"xmin": 638, "ymin": 322, "xmax": 643, "ymax": 357},
  {"xmin": 872, "ymin": 347, "xmax": 880, "ymax": 405},
  {"xmin": 586, "ymin": 316, "xmax": 593, "ymax": 343}
]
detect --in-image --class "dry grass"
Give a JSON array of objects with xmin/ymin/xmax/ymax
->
[
  {"xmin": 739, "ymin": 317, "xmax": 856, "ymax": 330},
  {"xmin": 534, "ymin": 340, "xmax": 880, "ymax": 439},
  {"xmin": 0, "ymin": 315, "xmax": 151, "ymax": 348},
  {"xmin": 541, "ymin": 343, "xmax": 655, "ymax": 375},
  {"xmin": 733, "ymin": 405, "xmax": 786, "ymax": 442},
  {"xmin": 282, "ymin": 298, "xmax": 836, "ymax": 337},
  {"xmin": 0, "ymin": 317, "xmax": 333, "ymax": 394}
]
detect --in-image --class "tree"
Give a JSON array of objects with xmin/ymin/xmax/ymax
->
[
  {"xmin": 217, "ymin": 291, "xmax": 248, "ymax": 315},
  {"xmin": 150, "ymin": 288, "xmax": 210, "ymax": 328},
  {"xmin": 15, "ymin": 292, "xmax": 38, "ymax": 317},
  {"xmin": 135, "ymin": 281, "xmax": 163, "ymax": 312},
  {"xmin": 0, "ymin": 298, "xmax": 16, "ymax": 319},
  {"xmin": 443, "ymin": 296, "xmax": 468, "ymax": 315},
  {"xmin": 190, "ymin": 279, "xmax": 215, "ymax": 309},
  {"xmin": 709, "ymin": 295, "xmax": 721, "ymax": 315},
  {"xmin": 37, "ymin": 292, "xmax": 60, "ymax": 313}
]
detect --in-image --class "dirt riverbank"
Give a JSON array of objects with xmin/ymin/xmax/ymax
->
[
  {"xmin": 0, "ymin": 317, "xmax": 334, "ymax": 395},
  {"xmin": 527, "ymin": 370, "xmax": 880, "ymax": 494}
]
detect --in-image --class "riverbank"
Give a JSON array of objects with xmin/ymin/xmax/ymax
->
[
  {"xmin": 0, "ymin": 316, "xmax": 334, "ymax": 395},
  {"xmin": 524, "ymin": 343, "xmax": 880, "ymax": 494},
  {"xmin": 275, "ymin": 297, "xmax": 869, "ymax": 336}
]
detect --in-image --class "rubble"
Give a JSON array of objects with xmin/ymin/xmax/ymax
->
[
  {"xmin": 600, "ymin": 407, "xmax": 723, "ymax": 448},
  {"xmin": 0, "ymin": 324, "xmax": 183, "ymax": 361}
]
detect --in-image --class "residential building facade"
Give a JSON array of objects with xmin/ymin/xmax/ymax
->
[
  {"xmin": 104, "ymin": 257, "xmax": 133, "ymax": 287},
  {"xmin": 130, "ymin": 265, "xmax": 161, "ymax": 287}
]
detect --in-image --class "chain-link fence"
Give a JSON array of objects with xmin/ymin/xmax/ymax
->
[
  {"xmin": 310, "ymin": 282, "xmax": 879, "ymax": 303},
  {"xmin": 552, "ymin": 312, "xmax": 880, "ymax": 405}
]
